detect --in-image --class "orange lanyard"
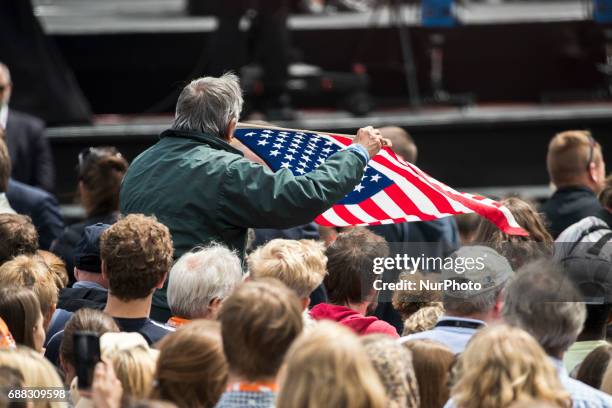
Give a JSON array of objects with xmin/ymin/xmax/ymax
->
[
  {"xmin": 166, "ymin": 316, "xmax": 191, "ymax": 328},
  {"xmin": 227, "ymin": 381, "xmax": 278, "ymax": 393}
]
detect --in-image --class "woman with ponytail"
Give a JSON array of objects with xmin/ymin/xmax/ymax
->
[{"xmin": 51, "ymin": 147, "xmax": 128, "ymax": 280}]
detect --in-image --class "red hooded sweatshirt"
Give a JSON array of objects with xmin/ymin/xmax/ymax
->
[{"xmin": 309, "ymin": 303, "xmax": 399, "ymax": 338}]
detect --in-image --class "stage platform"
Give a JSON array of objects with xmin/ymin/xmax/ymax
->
[
  {"xmin": 48, "ymin": 102, "xmax": 612, "ymax": 205},
  {"xmin": 34, "ymin": 0, "xmax": 589, "ymax": 35}
]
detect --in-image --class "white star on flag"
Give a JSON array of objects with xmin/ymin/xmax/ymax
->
[
  {"xmin": 257, "ymin": 140, "xmax": 269, "ymax": 146},
  {"xmin": 353, "ymin": 184, "xmax": 364, "ymax": 192},
  {"xmin": 371, "ymin": 174, "xmax": 381, "ymax": 182}
]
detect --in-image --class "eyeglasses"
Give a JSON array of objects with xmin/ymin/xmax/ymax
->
[
  {"xmin": 586, "ymin": 134, "xmax": 596, "ymax": 171},
  {"xmin": 78, "ymin": 146, "xmax": 122, "ymax": 171}
]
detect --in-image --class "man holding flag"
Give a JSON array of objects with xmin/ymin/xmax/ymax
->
[{"xmin": 120, "ymin": 73, "xmax": 384, "ymax": 320}]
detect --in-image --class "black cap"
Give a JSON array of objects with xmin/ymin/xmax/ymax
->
[{"xmin": 73, "ymin": 223, "xmax": 111, "ymax": 273}]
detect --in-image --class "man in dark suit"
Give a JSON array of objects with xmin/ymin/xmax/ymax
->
[
  {"xmin": 0, "ymin": 134, "xmax": 63, "ymax": 250},
  {"xmin": 0, "ymin": 62, "xmax": 55, "ymax": 192}
]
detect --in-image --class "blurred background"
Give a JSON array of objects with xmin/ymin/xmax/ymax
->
[{"xmin": 1, "ymin": 0, "xmax": 611, "ymax": 216}]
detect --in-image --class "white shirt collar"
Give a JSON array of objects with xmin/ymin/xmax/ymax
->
[{"xmin": 0, "ymin": 105, "xmax": 8, "ymax": 130}]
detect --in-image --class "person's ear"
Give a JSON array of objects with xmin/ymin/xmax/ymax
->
[
  {"xmin": 208, "ymin": 297, "xmax": 223, "ymax": 319},
  {"xmin": 101, "ymin": 261, "xmax": 108, "ymax": 281},
  {"xmin": 73, "ymin": 267, "xmax": 80, "ymax": 281},
  {"xmin": 226, "ymin": 118, "xmax": 238, "ymax": 142},
  {"xmin": 301, "ymin": 297, "xmax": 311, "ymax": 311},
  {"xmin": 155, "ymin": 272, "xmax": 168, "ymax": 290}
]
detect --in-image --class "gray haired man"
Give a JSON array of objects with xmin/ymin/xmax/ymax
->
[
  {"xmin": 166, "ymin": 244, "xmax": 243, "ymax": 327},
  {"xmin": 503, "ymin": 259, "xmax": 612, "ymax": 407},
  {"xmin": 400, "ymin": 246, "xmax": 513, "ymax": 353},
  {"xmin": 120, "ymin": 73, "xmax": 386, "ymax": 321}
]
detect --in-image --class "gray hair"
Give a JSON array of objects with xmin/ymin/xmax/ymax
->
[
  {"xmin": 172, "ymin": 73, "xmax": 243, "ymax": 138},
  {"xmin": 443, "ymin": 287, "xmax": 502, "ymax": 316},
  {"xmin": 502, "ymin": 259, "xmax": 586, "ymax": 357},
  {"xmin": 167, "ymin": 243, "xmax": 243, "ymax": 319}
]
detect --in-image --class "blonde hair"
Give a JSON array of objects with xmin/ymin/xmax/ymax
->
[
  {"xmin": 0, "ymin": 346, "xmax": 64, "ymax": 408},
  {"xmin": 451, "ymin": 325, "xmax": 571, "ymax": 408},
  {"xmin": 0, "ymin": 255, "xmax": 57, "ymax": 325},
  {"xmin": 247, "ymin": 239, "xmax": 327, "ymax": 299},
  {"xmin": 37, "ymin": 250, "xmax": 69, "ymax": 290},
  {"xmin": 107, "ymin": 346, "xmax": 157, "ymax": 399},
  {"xmin": 277, "ymin": 321, "xmax": 387, "ymax": 408},
  {"xmin": 402, "ymin": 304, "xmax": 444, "ymax": 336}
]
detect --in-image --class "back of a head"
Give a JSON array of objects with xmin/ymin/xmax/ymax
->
[
  {"xmin": 59, "ymin": 308, "xmax": 120, "ymax": 382},
  {"xmin": 78, "ymin": 147, "xmax": 128, "ymax": 217},
  {"xmin": 0, "ymin": 255, "xmax": 57, "ymax": 326},
  {"xmin": 172, "ymin": 73, "xmax": 244, "ymax": 139},
  {"xmin": 247, "ymin": 239, "xmax": 327, "ymax": 299},
  {"xmin": 403, "ymin": 339, "xmax": 455, "ymax": 408},
  {"xmin": 154, "ymin": 320, "xmax": 227, "ymax": 408},
  {"xmin": 0, "ymin": 287, "xmax": 41, "ymax": 350},
  {"xmin": 361, "ymin": 334, "xmax": 420, "ymax": 408},
  {"xmin": 0, "ymin": 366, "xmax": 26, "ymax": 408},
  {"xmin": 502, "ymin": 259, "xmax": 586, "ymax": 357},
  {"xmin": 547, "ymin": 130, "xmax": 602, "ymax": 188},
  {"xmin": 108, "ymin": 346, "xmax": 157, "ymax": 400},
  {"xmin": 441, "ymin": 246, "xmax": 513, "ymax": 317},
  {"xmin": 100, "ymin": 214, "xmax": 173, "ymax": 301},
  {"xmin": 0, "ymin": 214, "xmax": 38, "ymax": 266},
  {"xmin": 0, "ymin": 137, "xmax": 10, "ymax": 193},
  {"xmin": 379, "ymin": 126, "xmax": 417, "ymax": 164},
  {"xmin": 452, "ymin": 325, "xmax": 570, "ymax": 408},
  {"xmin": 167, "ymin": 244, "xmax": 242, "ymax": 319},
  {"xmin": 277, "ymin": 321, "xmax": 387, "ymax": 408},
  {"xmin": 599, "ymin": 175, "xmax": 612, "ymax": 209},
  {"xmin": 324, "ymin": 228, "xmax": 389, "ymax": 305},
  {"xmin": 576, "ymin": 344, "xmax": 612, "ymax": 389},
  {"xmin": 473, "ymin": 197, "xmax": 552, "ymax": 269},
  {"xmin": 37, "ymin": 251, "xmax": 68, "ymax": 290},
  {"xmin": 218, "ymin": 279, "xmax": 303, "ymax": 381},
  {"xmin": 392, "ymin": 270, "xmax": 442, "ymax": 320},
  {"xmin": 0, "ymin": 347, "xmax": 64, "ymax": 408}
]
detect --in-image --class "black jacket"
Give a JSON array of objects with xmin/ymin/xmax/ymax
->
[
  {"xmin": 6, "ymin": 179, "xmax": 64, "ymax": 250},
  {"xmin": 57, "ymin": 286, "xmax": 107, "ymax": 312},
  {"xmin": 5, "ymin": 109, "xmax": 55, "ymax": 192},
  {"xmin": 51, "ymin": 212, "xmax": 119, "ymax": 284},
  {"xmin": 540, "ymin": 186, "xmax": 604, "ymax": 239}
]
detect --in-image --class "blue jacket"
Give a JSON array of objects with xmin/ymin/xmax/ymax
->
[{"xmin": 6, "ymin": 179, "xmax": 64, "ymax": 250}]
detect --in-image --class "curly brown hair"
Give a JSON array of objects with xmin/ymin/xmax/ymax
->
[
  {"xmin": 100, "ymin": 214, "xmax": 173, "ymax": 301},
  {"xmin": 0, "ymin": 214, "xmax": 38, "ymax": 265}
]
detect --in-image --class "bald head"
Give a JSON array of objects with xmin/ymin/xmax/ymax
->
[
  {"xmin": 547, "ymin": 130, "xmax": 606, "ymax": 192},
  {"xmin": 379, "ymin": 126, "xmax": 417, "ymax": 164}
]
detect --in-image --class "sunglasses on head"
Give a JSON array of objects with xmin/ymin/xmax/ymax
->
[
  {"xmin": 586, "ymin": 134, "xmax": 596, "ymax": 171},
  {"xmin": 77, "ymin": 146, "xmax": 122, "ymax": 170}
]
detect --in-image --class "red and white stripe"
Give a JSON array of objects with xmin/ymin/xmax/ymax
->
[{"xmin": 314, "ymin": 134, "xmax": 528, "ymax": 236}]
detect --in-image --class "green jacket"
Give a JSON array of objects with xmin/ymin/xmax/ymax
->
[{"xmin": 120, "ymin": 129, "xmax": 366, "ymax": 310}]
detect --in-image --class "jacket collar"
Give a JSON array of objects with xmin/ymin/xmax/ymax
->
[{"xmin": 160, "ymin": 128, "xmax": 244, "ymax": 156}]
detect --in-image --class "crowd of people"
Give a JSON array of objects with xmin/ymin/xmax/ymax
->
[{"xmin": 1, "ymin": 69, "xmax": 612, "ymax": 408}]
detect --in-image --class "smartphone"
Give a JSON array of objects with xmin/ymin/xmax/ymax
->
[{"xmin": 73, "ymin": 331, "xmax": 101, "ymax": 391}]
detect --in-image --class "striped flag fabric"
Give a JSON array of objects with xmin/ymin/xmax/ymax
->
[{"xmin": 234, "ymin": 126, "xmax": 528, "ymax": 236}]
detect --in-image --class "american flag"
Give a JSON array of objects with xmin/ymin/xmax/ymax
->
[{"xmin": 234, "ymin": 126, "xmax": 528, "ymax": 236}]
